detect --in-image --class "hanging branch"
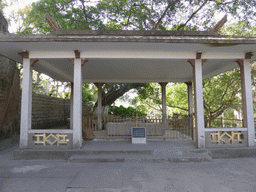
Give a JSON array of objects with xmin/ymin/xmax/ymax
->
[
  {"xmin": 177, "ymin": 1, "xmax": 208, "ymax": 30},
  {"xmin": 167, "ymin": 105, "xmax": 188, "ymax": 112},
  {"xmin": 151, "ymin": 0, "xmax": 179, "ymax": 30},
  {"xmin": 80, "ymin": 0, "xmax": 88, "ymax": 22}
]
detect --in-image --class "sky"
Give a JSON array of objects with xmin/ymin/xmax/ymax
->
[{"xmin": 4, "ymin": 0, "xmax": 39, "ymax": 33}]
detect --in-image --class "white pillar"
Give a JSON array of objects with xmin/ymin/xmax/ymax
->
[
  {"xmin": 186, "ymin": 82, "xmax": 194, "ymax": 139},
  {"xmin": 70, "ymin": 82, "xmax": 74, "ymax": 129},
  {"xmin": 239, "ymin": 57, "xmax": 255, "ymax": 147},
  {"xmin": 20, "ymin": 58, "xmax": 32, "ymax": 148},
  {"xmin": 190, "ymin": 59, "xmax": 205, "ymax": 148},
  {"xmin": 160, "ymin": 83, "xmax": 167, "ymax": 127},
  {"xmin": 73, "ymin": 58, "xmax": 82, "ymax": 148},
  {"xmin": 97, "ymin": 83, "xmax": 103, "ymax": 130}
]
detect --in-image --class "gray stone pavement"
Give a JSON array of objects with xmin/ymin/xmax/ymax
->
[{"xmin": 1, "ymin": 138, "xmax": 256, "ymax": 192}]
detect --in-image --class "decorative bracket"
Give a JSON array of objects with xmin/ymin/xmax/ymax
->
[
  {"xmin": 236, "ymin": 52, "xmax": 253, "ymax": 66},
  {"xmin": 185, "ymin": 82, "xmax": 192, "ymax": 87},
  {"xmin": 235, "ymin": 59, "xmax": 243, "ymax": 67},
  {"xmin": 82, "ymin": 59, "xmax": 88, "ymax": 66},
  {"xmin": 159, "ymin": 82, "xmax": 168, "ymax": 88},
  {"xmin": 187, "ymin": 59, "xmax": 195, "ymax": 67},
  {"xmin": 188, "ymin": 58, "xmax": 206, "ymax": 67},
  {"xmin": 18, "ymin": 50, "xmax": 29, "ymax": 58},
  {"xmin": 94, "ymin": 82, "xmax": 105, "ymax": 88},
  {"xmin": 196, "ymin": 51, "xmax": 202, "ymax": 59},
  {"xmin": 68, "ymin": 58, "xmax": 88, "ymax": 66},
  {"xmin": 30, "ymin": 59, "xmax": 39, "ymax": 67},
  {"xmin": 245, "ymin": 52, "xmax": 253, "ymax": 59},
  {"xmin": 68, "ymin": 58, "xmax": 74, "ymax": 64},
  {"xmin": 202, "ymin": 59, "xmax": 207, "ymax": 64},
  {"xmin": 74, "ymin": 50, "xmax": 80, "ymax": 59}
]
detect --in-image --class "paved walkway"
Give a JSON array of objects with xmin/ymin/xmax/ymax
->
[{"xmin": 1, "ymin": 138, "xmax": 256, "ymax": 192}]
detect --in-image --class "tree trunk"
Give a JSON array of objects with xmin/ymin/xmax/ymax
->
[
  {"xmin": 208, "ymin": 117, "xmax": 212, "ymax": 128},
  {"xmin": 93, "ymin": 83, "xmax": 146, "ymax": 112}
]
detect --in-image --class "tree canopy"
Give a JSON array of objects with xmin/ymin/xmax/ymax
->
[
  {"xmin": 18, "ymin": 0, "xmax": 256, "ymax": 34},
  {"xmin": 5, "ymin": 0, "xmax": 256, "ymax": 125}
]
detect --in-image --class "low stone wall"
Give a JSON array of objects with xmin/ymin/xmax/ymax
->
[{"xmin": 106, "ymin": 122, "xmax": 165, "ymax": 136}]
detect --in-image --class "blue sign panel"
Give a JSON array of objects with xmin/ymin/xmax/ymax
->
[{"xmin": 132, "ymin": 127, "xmax": 146, "ymax": 138}]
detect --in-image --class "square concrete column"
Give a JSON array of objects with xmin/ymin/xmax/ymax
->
[
  {"xmin": 188, "ymin": 57, "xmax": 205, "ymax": 148},
  {"xmin": 237, "ymin": 54, "xmax": 255, "ymax": 147},
  {"xmin": 20, "ymin": 57, "xmax": 32, "ymax": 148},
  {"xmin": 97, "ymin": 83, "xmax": 103, "ymax": 130},
  {"xmin": 73, "ymin": 58, "xmax": 83, "ymax": 148},
  {"xmin": 70, "ymin": 82, "xmax": 74, "ymax": 129},
  {"xmin": 186, "ymin": 82, "xmax": 194, "ymax": 140},
  {"xmin": 159, "ymin": 82, "xmax": 168, "ymax": 128}
]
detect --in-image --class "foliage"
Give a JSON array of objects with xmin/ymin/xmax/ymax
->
[
  {"xmin": 19, "ymin": 0, "xmax": 256, "ymax": 33},
  {"xmin": 108, "ymin": 105, "xmax": 147, "ymax": 117},
  {"xmin": 133, "ymin": 68, "xmax": 244, "ymax": 128},
  {"xmin": 20, "ymin": 0, "xmax": 104, "ymax": 34},
  {"xmin": 0, "ymin": 0, "xmax": 6, "ymax": 11},
  {"xmin": 82, "ymin": 83, "xmax": 97, "ymax": 106},
  {"xmin": 93, "ymin": 83, "xmax": 146, "ymax": 111},
  {"xmin": 134, "ymin": 83, "xmax": 189, "ymax": 116},
  {"xmin": 203, "ymin": 68, "xmax": 242, "ymax": 127},
  {"xmin": 220, "ymin": 21, "xmax": 256, "ymax": 36},
  {"xmin": 166, "ymin": 83, "xmax": 188, "ymax": 114},
  {"xmin": 135, "ymin": 83, "xmax": 162, "ymax": 116}
]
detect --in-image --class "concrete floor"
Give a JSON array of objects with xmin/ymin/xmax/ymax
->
[{"xmin": 1, "ymin": 137, "xmax": 256, "ymax": 192}]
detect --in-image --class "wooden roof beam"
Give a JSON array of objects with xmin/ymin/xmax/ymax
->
[
  {"xmin": 212, "ymin": 14, "xmax": 227, "ymax": 32},
  {"xmin": 45, "ymin": 12, "xmax": 61, "ymax": 32}
]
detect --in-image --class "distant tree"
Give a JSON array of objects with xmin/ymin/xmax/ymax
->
[
  {"xmin": 220, "ymin": 21, "xmax": 256, "ymax": 36},
  {"xmin": 133, "ymin": 83, "xmax": 189, "ymax": 116},
  {"xmin": 203, "ymin": 69, "xmax": 241, "ymax": 127}
]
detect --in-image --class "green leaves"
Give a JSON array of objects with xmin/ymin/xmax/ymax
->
[
  {"xmin": 82, "ymin": 83, "xmax": 97, "ymax": 106},
  {"xmin": 203, "ymin": 68, "xmax": 242, "ymax": 127},
  {"xmin": 15, "ymin": 0, "xmax": 256, "ymax": 34},
  {"xmin": 108, "ymin": 105, "xmax": 147, "ymax": 117},
  {"xmin": 220, "ymin": 21, "xmax": 256, "ymax": 36}
]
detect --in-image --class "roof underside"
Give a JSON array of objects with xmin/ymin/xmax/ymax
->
[{"xmin": 0, "ymin": 32, "xmax": 255, "ymax": 83}]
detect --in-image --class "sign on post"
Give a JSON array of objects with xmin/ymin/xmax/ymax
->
[{"xmin": 132, "ymin": 127, "xmax": 146, "ymax": 144}]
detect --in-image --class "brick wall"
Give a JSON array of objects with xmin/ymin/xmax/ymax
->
[{"xmin": 32, "ymin": 93, "xmax": 92, "ymax": 129}]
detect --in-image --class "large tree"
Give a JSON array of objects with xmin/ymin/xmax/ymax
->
[
  {"xmin": 133, "ymin": 69, "xmax": 242, "ymax": 128},
  {"xmin": 15, "ymin": 0, "xmax": 256, "ymax": 112},
  {"xmin": 20, "ymin": 0, "xmax": 256, "ymax": 33}
]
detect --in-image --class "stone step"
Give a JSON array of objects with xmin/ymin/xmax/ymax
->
[
  {"xmin": 14, "ymin": 148, "xmax": 211, "ymax": 160},
  {"xmin": 68, "ymin": 150, "xmax": 212, "ymax": 163},
  {"xmin": 80, "ymin": 150, "xmax": 153, "ymax": 155},
  {"xmin": 68, "ymin": 154, "xmax": 212, "ymax": 163},
  {"xmin": 13, "ymin": 149, "xmax": 154, "ymax": 160}
]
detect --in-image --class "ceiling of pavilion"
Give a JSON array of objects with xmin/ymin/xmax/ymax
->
[
  {"xmin": 0, "ymin": 37, "xmax": 255, "ymax": 83},
  {"xmin": 32, "ymin": 57, "xmax": 238, "ymax": 83}
]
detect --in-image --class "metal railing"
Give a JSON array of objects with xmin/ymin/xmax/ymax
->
[
  {"xmin": 206, "ymin": 118, "xmax": 243, "ymax": 128},
  {"xmin": 82, "ymin": 114, "xmax": 193, "ymax": 139}
]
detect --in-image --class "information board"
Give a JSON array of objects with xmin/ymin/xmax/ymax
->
[{"xmin": 132, "ymin": 127, "xmax": 146, "ymax": 138}]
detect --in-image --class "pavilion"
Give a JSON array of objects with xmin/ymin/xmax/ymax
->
[{"xmin": 0, "ymin": 22, "xmax": 255, "ymax": 149}]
